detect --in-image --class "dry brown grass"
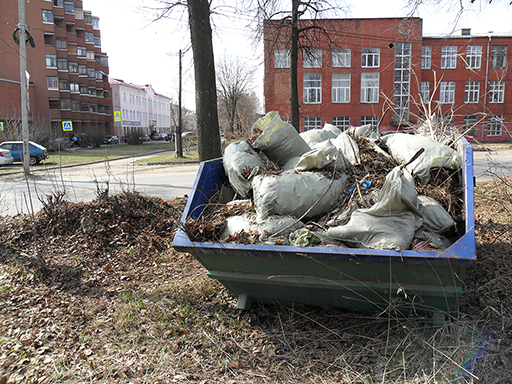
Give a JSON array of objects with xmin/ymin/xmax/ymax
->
[{"xmin": 0, "ymin": 175, "xmax": 511, "ymax": 383}]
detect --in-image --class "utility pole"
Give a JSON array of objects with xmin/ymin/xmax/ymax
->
[
  {"xmin": 18, "ymin": 0, "xmax": 30, "ymax": 175},
  {"xmin": 175, "ymin": 49, "xmax": 183, "ymax": 158}
]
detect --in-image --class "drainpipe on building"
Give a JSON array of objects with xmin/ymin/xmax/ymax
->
[{"xmin": 482, "ymin": 34, "xmax": 492, "ymax": 142}]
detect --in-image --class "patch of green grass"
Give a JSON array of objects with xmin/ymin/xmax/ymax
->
[{"xmin": 135, "ymin": 150, "xmax": 199, "ymax": 164}]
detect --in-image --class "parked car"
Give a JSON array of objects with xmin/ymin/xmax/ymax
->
[
  {"xmin": 0, "ymin": 148, "xmax": 14, "ymax": 166},
  {"xmin": 150, "ymin": 132, "xmax": 162, "ymax": 141},
  {"xmin": 102, "ymin": 135, "xmax": 120, "ymax": 145},
  {"xmin": 0, "ymin": 141, "xmax": 48, "ymax": 165}
]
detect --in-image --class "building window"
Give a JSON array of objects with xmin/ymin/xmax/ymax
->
[
  {"xmin": 68, "ymin": 62, "xmax": 78, "ymax": 73},
  {"xmin": 303, "ymin": 49, "xmax": 322, "ymax": 68},
  {"xmin": 78, "ymin": 65, "xmax": 87, "ymax": 76},
  {"xmin": 440, "ymin": 81, "xmax": 455, "ymax": 104},
  {"xmin": 491, "ymin": 46, "xmax": 507, "ymax": 69},
  {"xmin": 464, "ymin": 81, "xmax": 479, "ymax": 103},
  {"xmin": 45, "ymin": 54, "xmax": 57, "ymax": 68},
  {"xmin": 60, "ymin": 99, "xmax": 71, "ymax": 110},
  {"xmin": 94, "ymin": 36, "xmax": 101, "ymax": 47},
  {"xmin": 463, "ymin": 115, "xmax": 478, "ymax": 137},
  {"xmin": 84, "ymin": 13, "xmax": 92, "ymax": 24},
  {"xmin": 57, "ymin": 58, "xmax": 67, "ymax": 71},
  {"xmin": 47, "ymin": 76, "xmax": 58, "ymax": 90},
  {"xmin": 441, "ymin": 46, "xmax": 457, "ymax": 69},
  {"xmin": 303, "ymin": 116, "xmax": 322, "ymax": 131},
  {"xmin": 71, "ymin": 100, "xmax": 81, "ymax": 111},
  {"xmin": 361, "ymin": 48, "xmax": 380, "ymax": 68},
  {"xmin": 85, "ymin": 32, "xmax": 94, "ymax": 44},
  {"xmin": 77, "ymin": 46, "xmax": 86, "ymax": 57},
  {"xmin": 487, "ymin": 114, "xmax": 503, "ymax": 136},
  {"xmin": 96, "ymin": 71, "xmax": 103, "ymax": 80},
  {"xmin": 49, "ymin": 99, "xmax": 60, "ymax": 109},
  {"xmin": 53, "ymin": 0, "xmax": 63, "ymax": 6},
  {"xmin": 489, "ymin": 80, "xmax": 505, "ymax": 103},
  {"xmin": 56, "ymin": 39, "xmax": 67, "ymax": 49},
  {"xmin": 421, "ymin": 46, "xmax": 431, "ymax": 69},
  {"xmin": 420, "ymin": 81, "xmax": 430, "ymax": 103},
  {"xmin": 393, "ymin": 42, "xmax": 411, "ymax": 123},
  {"xmin": 303, "ymin": 73, "xmax": 322, "ymax": 104},
  {"xmin": 466, "ymin": 46, "xmax": 482, "ymax": 69},
  {"xmin": 360, "ymin": 116, "xmax": 379, "ymax": 129},
  {"xmin": 67, "ymin": 44, "xmax": 76, "ymax": 54},
  {"xmin": 332, "ymin": 49, "xmax": 351, "ymax": 68},
  {"xmin": 87, "ymin": 68, "xmax": 95, "ymax": 78},
  {"xmin": 42, "ymin": 9, "xmax": 53, "ymax": 23},
  {"xmin": 70, "ymin": 82, "xmax": 79, "ymax": 93},
  {"xmin": 81, "ymin": 101, "xmax": 89, "ymax": 112},
  {"xmin": 88, "ymin": 86, "xmax": 96, "ymax": 96},
  {"xmin": 79, "ymin": 83, "xmax": 88, "ymax": 94},
  {"xmin": 64, "ymin": 1, "xmax": 74, "ymax": 13},
  {"xmin": 92, "ymin": 18, "xmax": 100, "ymax": 29},
  {"xmin": 332, "ymin": 116, "xmax": 350, "ymax": 131},
  {"xmin": 332, "ymin": 73, "xmax": 350, "ymax": 103},
  {"xmin": 75, "ymin": 8, "xmax": 84, "ymax": 19},
  {"xmin": 58, "ymin": 79, "xmax": 68, "ymax": 91},
  {"xmin": 86, "ymin": 50, "xmax": 95, "ymax": 61},
  {"xmin": 360, "ymin": 72, "xmax": 379, "ymax": 103}
]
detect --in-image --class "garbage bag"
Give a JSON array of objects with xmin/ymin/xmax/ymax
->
[
  {"xmin": 347, "ymin": 124, "xmax": 379, "ymax": 139},
  {"xmin": 252, "ymin": 171, "xmax": 348, "ymax": 221},
  {"xmin": 326, "ymin": 166, "xmax": 422, "ymax": 251},
  {"xmin": 322, "ymin": 123, "xmax": 342, "ymax": 137},
  {"xmin": 300, "ymin": 128, "xmax": 337, "ymax": 148},
  {"xmin": 289, "ymin": 228, "xmax": 322, "ymax": 246},
  {"xmin": 223, "ymin": 140, "xmax": 262, "ymax": 198},
  {"xmin": 283, "ymin": 140, "xmax": 349, "ymax": 171},
  {"xmin": 381, "ymin": 133, "xmax": 461, "ymax": 185},
  {"xmin": 222, "ymin": 213, "xmax": 304, "ymax": 243},
  {"xmin": 251, "ymin": 111, "xmax": 311, "ymax": 167},
  {"xmin": 330, "ymin": 132, "xmax": 360, "ymax": 166},
  {"xmin": 418, "ymin": 195, "xmax": 456, "ymax": 233}
]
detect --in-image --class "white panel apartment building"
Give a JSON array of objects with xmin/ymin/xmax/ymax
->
[{"xmin": 110, "ymin": 78, "xmax": 172, "ymax": 141}]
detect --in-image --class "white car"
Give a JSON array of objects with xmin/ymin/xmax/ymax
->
[{"xmin": 0, "ymin": 148, "xmax": 14, "ymax": 166}]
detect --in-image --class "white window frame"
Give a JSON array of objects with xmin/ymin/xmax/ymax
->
[
  {"xmin": 56, "ymin": 39, "xmax": 67, "ymax": 50},
  {"xmin": 489, "ymin": 80, "xmax": 505, "ymax": 103},
  {"xmin": 64, "ymin": 1, "xmax": 74, "ymax": 13},
  {"xmin": 332, "ymin": 73, "xmax": 350, "ymax": 103},
  {"xmin": 70, "ymin": 82, "xmax": 79, "ymax": 93},
  {"xmin": 361, "ymin": 48, "xmax": 380, "ymax": 68},
  {"xmin": 68, "ymin": 61, "xmax": 79, "ymax": 73},
  {"xmin": 440, "ymin": 81, "xmax": 455, "ymax": 104},
  {"xmin": 47, "ymin": 76, "xmax": 58, "ymax": 90},
  {"xmin": 466, "ymin": 46, "xmax": 482, "ymax": 69},
  {"xmin": 57, "ymin": 58, "xmax": 67, "ymax": 71},
  {"xmin": 421, "ymin": 46, "xmax": 431, "ymax": 69},
  {"xmin": 487, "ymin": 114, "xmax": 503, "ymax": 137},
  {"xmin": 332, "ymin": 49, "xmax": 351, "ymax": 68},
  {"xmin": 303, "ymin": 116, "xmax": 322, "ymax": 131},
  {"xmin": 360, "ymin": 72, "xmax": 379, "ymax": 103},
  {"xmin": 463, "ymin": 115, "xmax": 478, "ymax": 137},
  {"xmin": 420, "ymin": 81, "xmax": 430, "ymax": 104},
  {"xmin": 441, "ymin": 46, "xmax": 457, "ymax": 69},
  {"xmin": 332, "ymin": 116, "xmax": 350, "ymax": 131},
  {"xmin": 303, "ymin": 73, "xmax": 322, "ymax": 104},
  {"xmin": 303, "ymin": 49, "xmax": 322, "ymax": 68},
  {"xmin": 491, "ymin": 46, "xmax": 507, "ymax": 69},
  {"xmin": 464, "ymin": 81, "xmax": 479, "ymax": 103},
  {"xmin": 77, "ymin": 46, "xmax": 86, "ymax": 57},
  {"xmin": 42, "ymin": 9, "xmax": 53, "ymax": 23},
  {"xmin": 360, "ymin": 116, "xmax": 379, "ymax": 129}
]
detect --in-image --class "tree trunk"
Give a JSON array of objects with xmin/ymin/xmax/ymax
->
[
  {"xmin": 289, "ymin": 0, "xmax": 300, "ymax": 132},
  {"xmin": 187, "ymin": 0, "xmax": 221, "ymax": 161}
]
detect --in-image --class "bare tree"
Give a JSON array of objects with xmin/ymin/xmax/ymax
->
[
  {"xmin": 251, "ymin": 0, "xmax": 347, "ymax": 131},
  {"xmin": 217, "ymin": 57, "xmax": 254, "ymax": 133},
  {"xmin": 150, "ymin": 0, "xmax": 221, "ymax": 162}
]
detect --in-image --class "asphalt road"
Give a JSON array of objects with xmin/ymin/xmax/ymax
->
[
  {"xmin": 0, "ymin": 153, "xmax": 199, "ymax": 216},
  {"xmin": 0, "ymin": 148, "xmax": 510, "ymax": 216}
]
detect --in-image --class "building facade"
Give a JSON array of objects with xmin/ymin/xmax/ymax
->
[
  {"xmin": 264, "ymin": 18, "xmax": 512, "ymax": 142},
  {"xmin": 0, "ymin": 0, "xmax": 112, "ymax": 141},
  {"xmin": 109, "ymin": 78, "xmax": 173, "ymax": 141}
]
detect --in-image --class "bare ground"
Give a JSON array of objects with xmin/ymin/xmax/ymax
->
[{"xmin": 0, "ymin": 175, "xmax": 511, "ymax": 383}]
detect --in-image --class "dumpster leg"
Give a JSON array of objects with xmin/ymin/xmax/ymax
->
[{"xmin": 236, "ymin": 294, "xmax": 252, "ymax": 310}]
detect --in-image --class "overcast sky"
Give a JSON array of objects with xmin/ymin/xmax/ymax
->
[{"xmin": 82, "ymin": 0, "xmax": 512, "ymax": 111}]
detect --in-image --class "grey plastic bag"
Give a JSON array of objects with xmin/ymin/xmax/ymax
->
[{"xmin": 223, "ymin": 140, "xmax": 262, "ymax": 198}]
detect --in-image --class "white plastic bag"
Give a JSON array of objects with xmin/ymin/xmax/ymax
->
[
  {"xmin": 222, "ymin": 140, "xmax": 262, "ymax": 198},
  {"xmin": 251, "ymin": 111, "xmax": 311, "ymax": 167},
  {"xmin": 300, "ymin": 129, "xmax": 337, "ymax": 148},
  {"xmin": 330, "ymin": 132, "xmax": 360, "ymax": 166},
  {"xmin": 252, "ymin": 171, "xmax": 347, "ymax": 221},
  {"xmin": 418, "ymin": 195, "xmax": 456, "ymax": 233},
  {"xmin": 381, "ymin": 133, "xmax": 461, "ymax": 185},
  {"xmin": 283, "ymin": 140, "xmax": 348, "ymax": 171}
]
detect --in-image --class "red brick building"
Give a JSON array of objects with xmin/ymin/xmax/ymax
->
[
  {"xmin": 264, "ymin": 17, "xmax": 511, "ymax": 142},
  {"xmin": 0, "ymin": 0, "xmax": 112, "ymax": 141}
]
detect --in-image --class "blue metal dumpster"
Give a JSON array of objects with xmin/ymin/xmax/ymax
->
[{"xmin": 172, "ymin": 139, "xmax": 476, "ymax": 318}]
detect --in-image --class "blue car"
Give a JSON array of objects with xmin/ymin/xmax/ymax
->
[{"xmin": 0, "ymin": 141, "xmax": 48, "ymax": 165}]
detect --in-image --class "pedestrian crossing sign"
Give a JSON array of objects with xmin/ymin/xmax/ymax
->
[
  {"xmin": 0, "ymin": 122, "xmax": 3, "ymax": 131},
  {"xmin": 114, "ymin": 111, "xmax": 121, "ymax": 122},
  {"xmin": 62, "ymin": 121, "xmax": 73, "ymax": 131}
]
